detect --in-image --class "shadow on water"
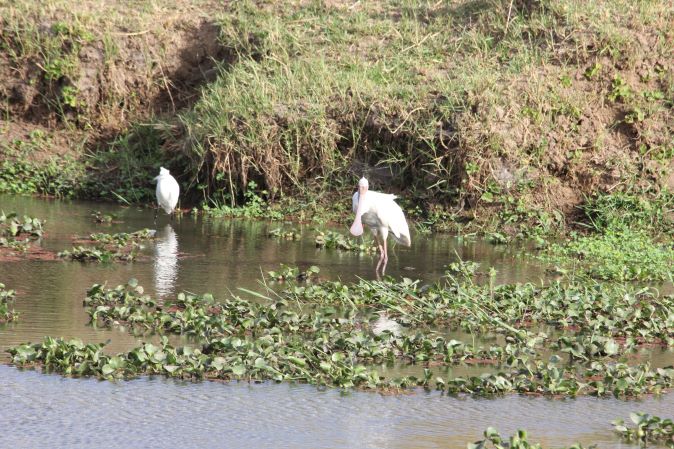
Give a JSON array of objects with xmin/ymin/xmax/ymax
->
[{"xmin": 0, "ymin": 194, "xmax": 672, "ymax": 449}]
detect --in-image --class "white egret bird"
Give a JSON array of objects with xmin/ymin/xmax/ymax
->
[
  {"xmin": 350, "ymin": 177, "xmax": 411, "ymax": 276},
  {"xmin": 154, "ymin": 167, "xmax": 180, "ymax": 222}
]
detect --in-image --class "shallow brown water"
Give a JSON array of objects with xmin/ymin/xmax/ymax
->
[
  {"xmin": 0, "ymin": 193, "xmax": 546, "ymax": 356},
  {"xmin": 1, "ymin": 194, "xmax": 673, "ymax": 449}
]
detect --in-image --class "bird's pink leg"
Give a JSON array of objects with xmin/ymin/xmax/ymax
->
[
  {"xmin": 380, "ymin": 240, "xmax": 388, "ymax": 276},
  {"xmin": 374, "ymin": 233, "xmax": 385, "ymax": 277}
]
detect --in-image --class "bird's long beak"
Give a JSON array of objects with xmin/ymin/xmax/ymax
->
[{"xmin": 350, "ymin": 186, "xmax": 367, "ymax": 236}]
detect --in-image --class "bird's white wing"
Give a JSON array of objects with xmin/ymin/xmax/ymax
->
[
  {"xmin": 167, "ymin": 177, "xmax": 180, "ymax": 208},
  {"xmin": 380, "ymin": 197, "xmax": 411, "ymax": 246},
  {"xmin": 156, "ymin": 180, "xmax": 169, "ymax": 205},
  {"xmin": 156, "ymin": 177, "xmax": 180, "ymax": 213}
]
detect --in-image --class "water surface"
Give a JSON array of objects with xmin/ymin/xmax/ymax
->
[{"xmin": 1, "ymin": 194, "xmax": 672, "ymax": 449}]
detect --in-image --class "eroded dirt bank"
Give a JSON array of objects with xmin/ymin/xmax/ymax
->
[{"xmin": 1, "ymin": 0, "xmax": 672, "ymax": 232}]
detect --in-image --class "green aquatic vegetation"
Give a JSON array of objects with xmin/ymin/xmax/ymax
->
[
  {"xmin": 10, "ymin": 271, "xmax": 674, "ymax": 396},
  {"xmin": 0, "ymin": 283, "xmax": 18, "ymax": 323},
  {"xmin": 8, "ymin": 337, "xmax": 120, "ymax": 378},
  {"xmin": 89, "ymin": 229, "xmax": 155, "ymax": 246},
  {"xmin": 84, "ymin": 279, "xmax": 158, "ymax": 327},
  {"xmin": 553, "ymin": 335, "xmax": 625, "ymax": 361},
  {"xmin": 0, "ymin": 212, "xmax": 45, "ymax": 253},
  {"xmin": 445, "ymin": 260, "xmax": 481, "ymax": 278},
  {"xmin": 267, "ymin": 227, "xmax": 301, "ymax": 240},
  {"xmin": 0, "ymin": 236, "xmax": 30, "ymax": 252},
  {"xmin": 284, "ymin": 278, "xmax": 674, "ymax": 345},
  {"xmin": 200, "ymin": 181, "xmax": 284, "ymax": 220},
  {"xmin": 469, "ymin": 428, "xmax": 593, "ymax": 449},
  {"xmin": 77, "ymin": 277, "xmax": 674, "ymax": 394},
  {"xmin": 486, "ymin": 232, "xmax": 510, "ymax": 245},
  {"xmin": 59, "ymin": 229, "xmax": 153, "ymax": 262},
  {"xmin": 439, "ymin": 360, "xmax": 674, "ymax": 398},
  {"xmin": 80, "ymin": 280, "xmax": 532, "ymax": 387},
  {"xmin": 7, "ymin": 336, "xmax": 206, "ymax": 380},
  {"xmin": 91, "ymin": 211, "xmax": 119, "ymax": 224},
  {"xmin": 536, "ymin": 192, "xmax": 674, "ymax": 282},
  {"xmin": 267, "ymin": 264, "xmax": 320, "ymax": 282},
  {"xmin": 0, "ymin": 212, "xmax": 44, "ymax": 238},
  {"xmin": 58, "ymin": 246, "xmax": 136, "ymax": 262},
  {"xmin": 613, "ymin": 413, "xmax": 674, "ymax": 448},
  {"xmin": 541, "ymin": 229, "xmax": 674, "ymax": 282},
  {"xmin": 314, "ymin": 231, "xmax": 377, "ymax": 253}
]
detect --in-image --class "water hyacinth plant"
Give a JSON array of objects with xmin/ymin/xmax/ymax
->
[
  {"xmin": 58, "ymin": 246, "xmax": 137, "ymax": 262},
  {"xmin": 468, "ymin": 428, "xmax": 594, "ymax": 449},
  {"xmin": 314, "ymin": 230, "xmax": 377, "ymax": 253},
  {"xmin": 613, "ymin": 413, "xmax": 674, "ymax": 448},
  {"xmin": 59, "ymin": 228, "xmax": 155, "ymax": 262},
  {"xmin": 89, "ymin": 229, "xmax": 155, "ymax": 246},
  {"xmin": 267, "ymin": 264, "xmax": 320, "ymax": 282},
  {"xmin": 8, "ymin": 272, "xmax": 674, "ymax": 397},
  {"xmin": 267, "ymin": 227, "xmax": 301, "ymax": 240},
  {"xmin": 0, "ymin": 212, "xmax": 44, "ymax": 252},
  {"xmin": 0, "ymin": 283, "xmax": 18, "ymax": 323}
]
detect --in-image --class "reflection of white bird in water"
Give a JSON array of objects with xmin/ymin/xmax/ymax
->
[
  {"xmin": 350, "ymin": 177, "xmax": 411, "ymax": 276},
  {"xmin": 154, "ymin": 167, "xmax": 180, "ymax": 222},
  {"xmin": 372, "ymin": 313, "xmax": 402, "ymax": 336},
  {"xmin": 154, "ymin": 224, "xmax": 179, "ymax": 298}
]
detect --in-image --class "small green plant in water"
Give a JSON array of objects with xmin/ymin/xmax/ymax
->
[
  {"xmin": 613, "ymin": 413, "xmax": 674, "ymax": 448},
  {"xmin": 91, "ymin": 210, "xmax": 119, "ymax": 224},
  {"xmin": 201, "ymin": 181, "xmax": 284, "ymax": 220},
  {"xmin": 58, "ymin": 246, "xmax": 137, "ymax": 263},
  {"xmin": 60, "ymin": 228, "xmax": 155, "ymax": 262},
  {"xmin": 90, "ymin": 229, "xmax": 155, "ymax": 246},
  {"xmin": 268, "ymin": 227, "xmax": 301, "ymax": 240},
  {"xmin": 267, "ymin": 264, "xmax": 319, "ymax": 282},
  {"xmin": 0, "ymin": 283, "xmax": 18, "ymax": 323},
  {"xmin": 0, "ymin": 212, "xmax": 44, "ymax": 238},
  {"xmin": 445, "ymin": 260, "xmax": 480, "ymax": 278},
  {"xmin": 315, "ymin": 230, "xmax": 377, "ymax": 253},
  {"xmin": 0, "ymin": 212, "xmax": 44, "ymax": 252},
  {"xmin": 468, "ymin": 428, "xmax": 594, "ymax": 449}
]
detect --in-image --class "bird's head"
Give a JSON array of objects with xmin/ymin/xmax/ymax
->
[
  {"xmin": 154, "ymin": 167, "xmax": 170, "ymax": 182},
  {"xmin": 358, "ymin": 177, "xmax": 369, "ymax": 197}
]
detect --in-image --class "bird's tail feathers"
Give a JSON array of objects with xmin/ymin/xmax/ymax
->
[{"xmin": 391, "ymin": 231, "xmax": 411, "ymax": 247}]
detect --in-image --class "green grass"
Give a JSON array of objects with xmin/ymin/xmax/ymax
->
[
  {"xmin": 1, "ymin": 0, "xmax": 672, "ymax": 234},
  {"xmin": 173, "ymin": 0, "xmax": 673, "ymax": 227},
  {"xmin": 0, "ymin": 124, "xmax": 169, "ymax": 203},
  {"xmin": 542, "ymin": 228, "xmax": 674, "ymax": 282},
  {"xmin": 578, "ymin": 191, "xmax": 674, "ymax": 234},
  {"xmin": 539, "ymin": 192, "xmax": 674, "ymax": 282}
]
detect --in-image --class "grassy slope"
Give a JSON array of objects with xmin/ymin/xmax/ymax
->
[
  {"xmin": 1, "ymin": 0, "xmax": 673, "ymax": 233},
  {"xmin": 178, "ymin": 1, "xmax": 673, "ymax": 217}
]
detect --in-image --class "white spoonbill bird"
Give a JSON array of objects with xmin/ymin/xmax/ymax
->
[
  {"xmin": 154, "ymin": 167, "xmax": 180, "ymax": 222},
  {"xmin": 350, "ymin": 177, "xmax": 411, "ymax": 276}
]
